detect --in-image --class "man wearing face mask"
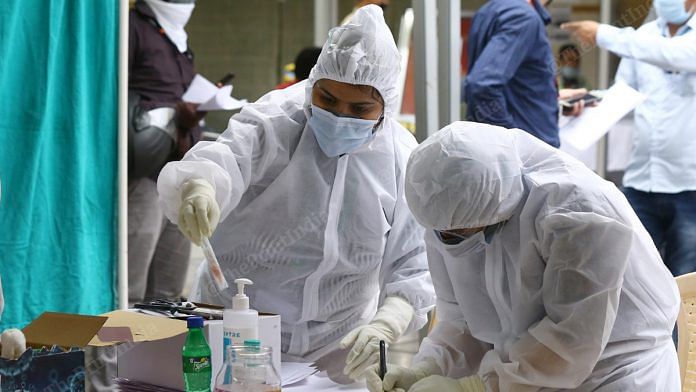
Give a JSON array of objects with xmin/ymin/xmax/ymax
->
[
  {"xmin": 128, "ymin": 0, "xmax": 204, "ymax": 306},
  {"xmin": 563, "ymin": 0, "xmax": 696, "ymax": 277},
  {"xmin": 158, "ymin": 5, "xmax": 434, "ymax": 382},
  {"xmin": 558, "ymin": 44, "xmax": 588, "ymax": 89},
  {"xmin": 341, "ymin": 0, "xmax": 389, "ymax": 26},
  {"xmin": 84, "ymin": 2, "xmax": 203, "ymax": 389},
  {"xmin": 366, "ymin": 122, "xmax": 680, "ymax": 392}
]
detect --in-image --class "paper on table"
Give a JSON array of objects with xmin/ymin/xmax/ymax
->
[
  {"xmin": 560, "ymin": 81, "xmax": 645, "ymax": 151},
  {"xmin": 282, "ymin": 362, "xmax": 319, "ymax": 387},
  {"xmin": 284, "ymin": 371, "xmax": 367, "ymax": 391},
  {"xmin": 182, "ymin": 74, "xmax": 248, "ymax": 111}
]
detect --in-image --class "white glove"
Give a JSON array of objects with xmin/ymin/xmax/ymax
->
[
  {"xmin": 409, "ymin": 375, "xmax": 486, "ymax": 392},
  {"xmin": 365, "ymin": 359, "xmax": 440, "ymax": 392},
  {"xmin": 340, "ymin": 296, "xmax": 414, "ymax": 380},
  {"xmin": 1, "ymin": 328, "xmax": 27, "ymax": 360},
  {"xmin": 178, "ymin": 179, "xmax": 220, "ymax": 245}
]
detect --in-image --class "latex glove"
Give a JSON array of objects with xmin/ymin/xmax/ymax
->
[
  {"xmin": 409, "ymin": 375, "xmax": 486, "ymax": 392},
  {"xmin": 340, "ymin": 296, "xmax": 414, "ymax": 380},
  {"xmin": 178, "ymin": 178, "xmax": 220, "ymax": 245},
  {"xmin": 1, "ymin": 329, "xmax": 27, "ymax": 360},
  {"xmin": 365, "ymin": 359, "xmax": 440, "ymax": 392}
]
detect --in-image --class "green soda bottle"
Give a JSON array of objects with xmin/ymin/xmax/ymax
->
[{"xmin": 182, "ymin": 316, "xmax": 212, "ymax": 392}]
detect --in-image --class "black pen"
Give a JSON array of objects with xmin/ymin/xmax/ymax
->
[{"xmin": 379, "ymin": 340, "xmax": 387, "ymax": 380}]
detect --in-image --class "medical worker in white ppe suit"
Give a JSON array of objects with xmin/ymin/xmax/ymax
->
[
  {"xmin": 157, "ymin": 5, "xmax": 435, "ymax": 380},
  {"xmin": 366, "ymin": 122, "xmax": 680, "ymax": 391}
]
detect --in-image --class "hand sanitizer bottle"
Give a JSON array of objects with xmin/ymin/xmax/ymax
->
[{"xmin": 223, "ymin": 278, "xmax": 259, "ymax": 358}]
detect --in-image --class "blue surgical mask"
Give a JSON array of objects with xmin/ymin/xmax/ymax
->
[
  {"xmin": 655, "ymin": 0, "xmax": 692, "ymax": 25},
  {"xmin": 308, "ymin": 105, "xmax": 380, "ymax": 158}
]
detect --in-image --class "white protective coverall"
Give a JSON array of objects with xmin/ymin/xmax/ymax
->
[
  {"xmin": 405, "ymin": 122, "xmax": 681, "ymax": 391},
  {"xmin": 158, "ymin": 5, "xmax": 434, "ymax": 361}
]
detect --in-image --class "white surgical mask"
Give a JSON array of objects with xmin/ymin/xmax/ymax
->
[
  {"xmin": 655, "ymin": 0, "xmax": 693, "ymax": 25},
  {"xmin": 308, "ymin": 105, "xmax": 380, "ymax": 158},
  {"xmin": 144, "ymin": 0, "xmax": 195, "ymax": 53}
]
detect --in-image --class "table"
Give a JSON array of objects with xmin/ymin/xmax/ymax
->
[{"xmin": 285, "ymin": 371, "xmax": 368, "ymax": 392}]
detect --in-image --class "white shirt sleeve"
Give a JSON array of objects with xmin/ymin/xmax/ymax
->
[{"xmin": 597, "ymin": 23, "xmax": 696, "ymax": 72}]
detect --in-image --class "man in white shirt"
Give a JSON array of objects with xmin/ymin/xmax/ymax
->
[{"xmin": 564, "ymin": 0, "xmax": 696, "ymax": 276}]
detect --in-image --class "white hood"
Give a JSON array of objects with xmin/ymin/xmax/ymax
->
[
  {"xmin": 306, "ymin": 5, "xmax": 401, "ymax": 116},
  {"xmin": 405, "ymin": 121, "xmax": 564, "ymax": 230}
]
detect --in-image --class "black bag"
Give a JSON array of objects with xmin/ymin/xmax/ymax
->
[{"xmin": 128, "ymin": 92, "xmax": 178, "ymax": 179}]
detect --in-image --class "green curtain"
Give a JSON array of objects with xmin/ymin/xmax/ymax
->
[{"xmin": 0, "ymin": 1, "xmax": 118, "ymax": 329}]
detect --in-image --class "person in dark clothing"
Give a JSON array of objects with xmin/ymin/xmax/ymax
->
[
  {"xmin": 87, "ymin": 3, "xmax": 203, "ymax": 390},
  {"xmin": 128, "ymin": 0, "xmax": 204, "ymax": 306},
  {"xmin": 558, "ymin": 43, "xmax": 589, "ymax": 89},
  {"xmin": 294, "ymin": 47, "xmax": 323, "ymax": 81},
  {"xmin": 275, "ymin": 46, "xmax": 322, "ymax": 90},
  {"xmin": 85, "ymin": 4, "xmax": 205, "ymax": 392},
  {"xmin": 464, "ymin": 0, "xmax": 560, "ymax": 147}
]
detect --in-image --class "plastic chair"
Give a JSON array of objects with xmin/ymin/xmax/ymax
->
[{"xmin": 676, "ymin": 272, "xmax": 696, "ymax": 390}]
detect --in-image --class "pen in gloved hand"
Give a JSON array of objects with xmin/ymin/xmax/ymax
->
[{"xmin": 379, "ymin": 340, "xmax": 387, "ymax": 380}]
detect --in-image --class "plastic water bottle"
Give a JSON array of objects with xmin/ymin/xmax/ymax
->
[{"xmin": 183, "ymin": 316, "xmax": 212, "ymax": 392}]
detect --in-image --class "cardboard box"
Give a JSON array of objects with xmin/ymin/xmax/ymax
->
[
  {"xmin": 0, "ymin": 312, "xmax": 109, "ymax": 392},
  {"xmin": 1, "ymin": 310, "xmax": 280, "ymax": 391},
  {"xmin": 117, "ymin": 313, "xmax": 281, "ymax": 390},
  {"xmin": 0, "ymin": 347, "xmax": 86, "ymax": 392}
]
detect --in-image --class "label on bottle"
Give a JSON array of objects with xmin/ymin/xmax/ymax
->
[
  {"xmin": 183, "ymin": 355, "xmax": 212, "ymax": 373},
  {"xmin": 223, "ymin": 327, "xmax": 258, "ymax": 346}
]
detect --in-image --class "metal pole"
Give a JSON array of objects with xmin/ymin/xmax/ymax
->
[
  {"xmin": 118, "ymin": 0, "xmax": 129, "ymax": 310},
  {"xmin": 413, "ymin": 0, "xmax": 439, "ymax": 142},
  {"xmin": 395, "ymin": 8, "xmax": 414, "ymax": 115},
  {"xmin": 437, "ymin": 0, "xmax": 460, "ymax": 128},
  {"xmin": 596, "ymin": 0, "xmax": 612, "ymax": 178},
  {"xmin": 314, "ymin": 0, "xmax": 338, "ymax": 47}
]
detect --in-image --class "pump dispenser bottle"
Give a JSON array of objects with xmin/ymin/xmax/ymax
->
[{"xmin": 223, "ymin": 278, "xmax": 259, "ymax": 356}]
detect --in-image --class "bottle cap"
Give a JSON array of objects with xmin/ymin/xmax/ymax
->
[
  {"xmin": 244, "ymin": 339, "xmax": 261, "ymax": 347},
  {"xmin": 187, "ymin": 316, "xmax": 204, "ymax": 329}
]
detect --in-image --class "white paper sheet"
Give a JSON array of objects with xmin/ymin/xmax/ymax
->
[
  {"xmin": 182, "ymin": 74, "xmax": 248, "ymax": 111},
  {"xmin": 560, "ymin": 82, "xmax": 645, "ymax": 151},
  {"xmin": 607, "ymin": 115, "xmax": 635, "ymax": 172},
  {"xmin": 284, "ymin": 371, "xmax": 367, "ymax": 391},
  {"xmin": 281, "ymin": 362, "xmax": 319, "ymax": 387}
]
